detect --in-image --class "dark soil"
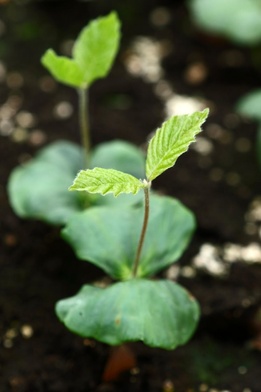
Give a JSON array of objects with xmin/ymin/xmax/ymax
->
[{"xmin": 0, "ymin": 1, "xmax": 261, "ymax": 391}]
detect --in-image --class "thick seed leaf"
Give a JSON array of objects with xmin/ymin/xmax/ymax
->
[
  {"xmin": 8, "ymin": 141, "xmax": 85, "ymax": 225},
  {"xmin": 62, "ymin": 195, "xmax": 195, "ymax": 279},
  {"xmin": 90, "ymin": 140, "xmax": 145, "ymax": 179},
  {"xmin": 56, "ymin": 279, "xmax": 200, "ymax": 350},
  {"xmin": 73, "ymin": 12, "xmax": 120, "ymax": 86},
  {"xmin": 146, "ymin": 109, "xmax": 209, "ymax": 181},
  {"xmin": 41, "ymin": 49, "xmax": 85, "ymax": 88},
  {"xmin": 69, "ymin": 168, "xmax": 145, "ymax": 197},
  {"xmin": 8, "ymin": 140, "xmax": 146, "ymax": 225},
  {"xmin": 236, "ymin": 89, "xmax": 261, "ymax": 121}
]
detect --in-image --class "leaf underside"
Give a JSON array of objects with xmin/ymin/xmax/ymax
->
[
  {"xmin": 69, "ymin": 167, "xmax": 145, "ymax": 197},
  {"xmin": 56, "ymin": 279, "xmax": 200, "ymax": 350},
  {"xmin": 146, "ymin": 109, "xmax": 209, "ymax": 181}
]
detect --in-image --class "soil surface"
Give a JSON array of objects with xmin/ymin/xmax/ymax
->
[{"xmin": 0, "ymin": 1, "xmax": 261, "ymax": 391}]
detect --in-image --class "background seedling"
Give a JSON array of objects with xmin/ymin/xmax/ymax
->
[
  {"xmin": 56, "ymin": 109, "xmax": 209, "ymax": 349},
  {"xmin": 41, "ymin": 11, "xmax": 120, "ymax": 161},
  {"xmin": 7, "ymin": 12, "xmax": 146, "ymax": 225},
  {"xmin": 188, "ymin": 0, "xmax": 261, "ymax": 168}
]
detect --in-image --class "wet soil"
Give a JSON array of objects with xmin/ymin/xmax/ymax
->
[{"xmin": 0, "ymin": 1, "xmax": 261, "ymax": 391}]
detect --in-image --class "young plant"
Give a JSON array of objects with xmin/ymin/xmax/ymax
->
[
  {"xmin": 7, "ymin": 12, "xmax": 146, "ymax": 225},
  {"xmin": 56, "ymin": 108, "xmax": 209, "ymax": 350},
  {"xmin": 41, "ymin": 11, "xmax": 120, "ymax": 160}
]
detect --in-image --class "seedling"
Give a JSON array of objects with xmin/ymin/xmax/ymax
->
[
  {"xmin": 41, "ymin": 11, "xmax": 120, "ymax": 160},
  {"xmin": 56, "ymin": 108, "xmax": 209, "ymax": 349},
  {"xmin": 8, "ymin": 12, "xmax": 146, "ymax": 225}
]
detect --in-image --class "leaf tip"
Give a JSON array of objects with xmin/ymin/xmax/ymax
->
[
  {"xmin": 201, "ymin": 107, "xmax": 210, "ymax": 119},
  {"xmin": 41, "ymin": 48, "xmax": 55, "ymax": 66}
]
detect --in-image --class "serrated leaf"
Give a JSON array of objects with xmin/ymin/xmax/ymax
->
[
  {"xmin": 146, "ymin": 109, "xmax": 209, "ymax": 181},
  {"xmin": 73, "ymin": 11, "xmax": 120, "ymax": 86},
  {"xmin": 56, "ymin": 279, "xmax": 200, "ymax": 349},
  {"xmin": 62, "ymin": 195, "xmax": 195, "ymax": 279},
  {"xmin": 41, "ymin": 49, "xmax": 85, "ymax": 88},
  {"xmin": 69, "ymin": 167, "xmax": 145, "ymax": 197}
]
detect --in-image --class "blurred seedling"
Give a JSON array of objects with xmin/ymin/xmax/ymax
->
[{"xmin": 8, "ymin": 12, "xmax": 146, "ymax": 225}]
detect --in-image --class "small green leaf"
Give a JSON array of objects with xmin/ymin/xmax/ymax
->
[
  {"xmin": 69, "ymin": 167, "xmax": 145, "ymax": 197},
  {"xmin": 56, "ymin": 279, "xmax": 200, "ymax": 350},
  {"xmin": 41, "ymin": 49, "xmax": 85, "ymax": 88},
  {"xmin": 73, "ymin": 11, "xmax": 121, "ymax": 86},
  {"xmin": 146, "ymin": 109, "xmax": 209, "ymax": 181},
  {"xmin": 41, "ymin": 12, "xmax": 120, "ymax": 88}
]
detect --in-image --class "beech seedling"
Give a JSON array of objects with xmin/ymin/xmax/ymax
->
[
  {"xmin": 41, "ymin": 11, "xmax": 120, "ymax": 157},
  {"xmin": 56, "ymin": 108, "xmax": 209, "ymax": 349},
  {"xmin": 8, "ymin": 12, "xmax": 146, "ymax": 225}
]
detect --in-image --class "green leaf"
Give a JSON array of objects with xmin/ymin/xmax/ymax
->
[
  {"xmin": 62, "ymin": 195, "xmax": 195, "ymax": 279},
  {"xmin": 41, "ymin": 49, "xmax": 85, "ymax": 88},
  {"xmin": 41, "ymin": 12, "xmax": 120, "ymax": 88},
  {"xmin": 73, "ymin": 12, "xmax": 120, "ymax": 86},
  {"xmin": 36, "ymin": 140, "xmax": 85, "ymax": 173},
  {"xmin": 146, "ymin": 109, "xmax": 209, "ymax": 181},
  {"xmin": 8, "ymin": 141, "xmax": 85, "ymax": 225},
  {"xmin": 90, "ymin": 140, "xmax": 145, "ymax": 206},
  {"xmin": 236, "ymin": 89, "xmax": 261, "ymax": 121},
  {"xmin": 69, "ymin": 167, "xmax": 145, "ymax": 197},
  {"xmin": 56, "ymin": 279, "xmax": 200, "ymax": 349},
  {"xmin": 8, "ymin": 140, "xmax": 146, "ymax": 226}
]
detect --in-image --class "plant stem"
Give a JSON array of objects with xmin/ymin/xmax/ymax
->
[
  {"xmin": 132, "ymin": 185, "xmax": 150, "ymax": 278},
  {"xmin": 78, "ymin": 87, "xmax": 90, "ymax": 167}
]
